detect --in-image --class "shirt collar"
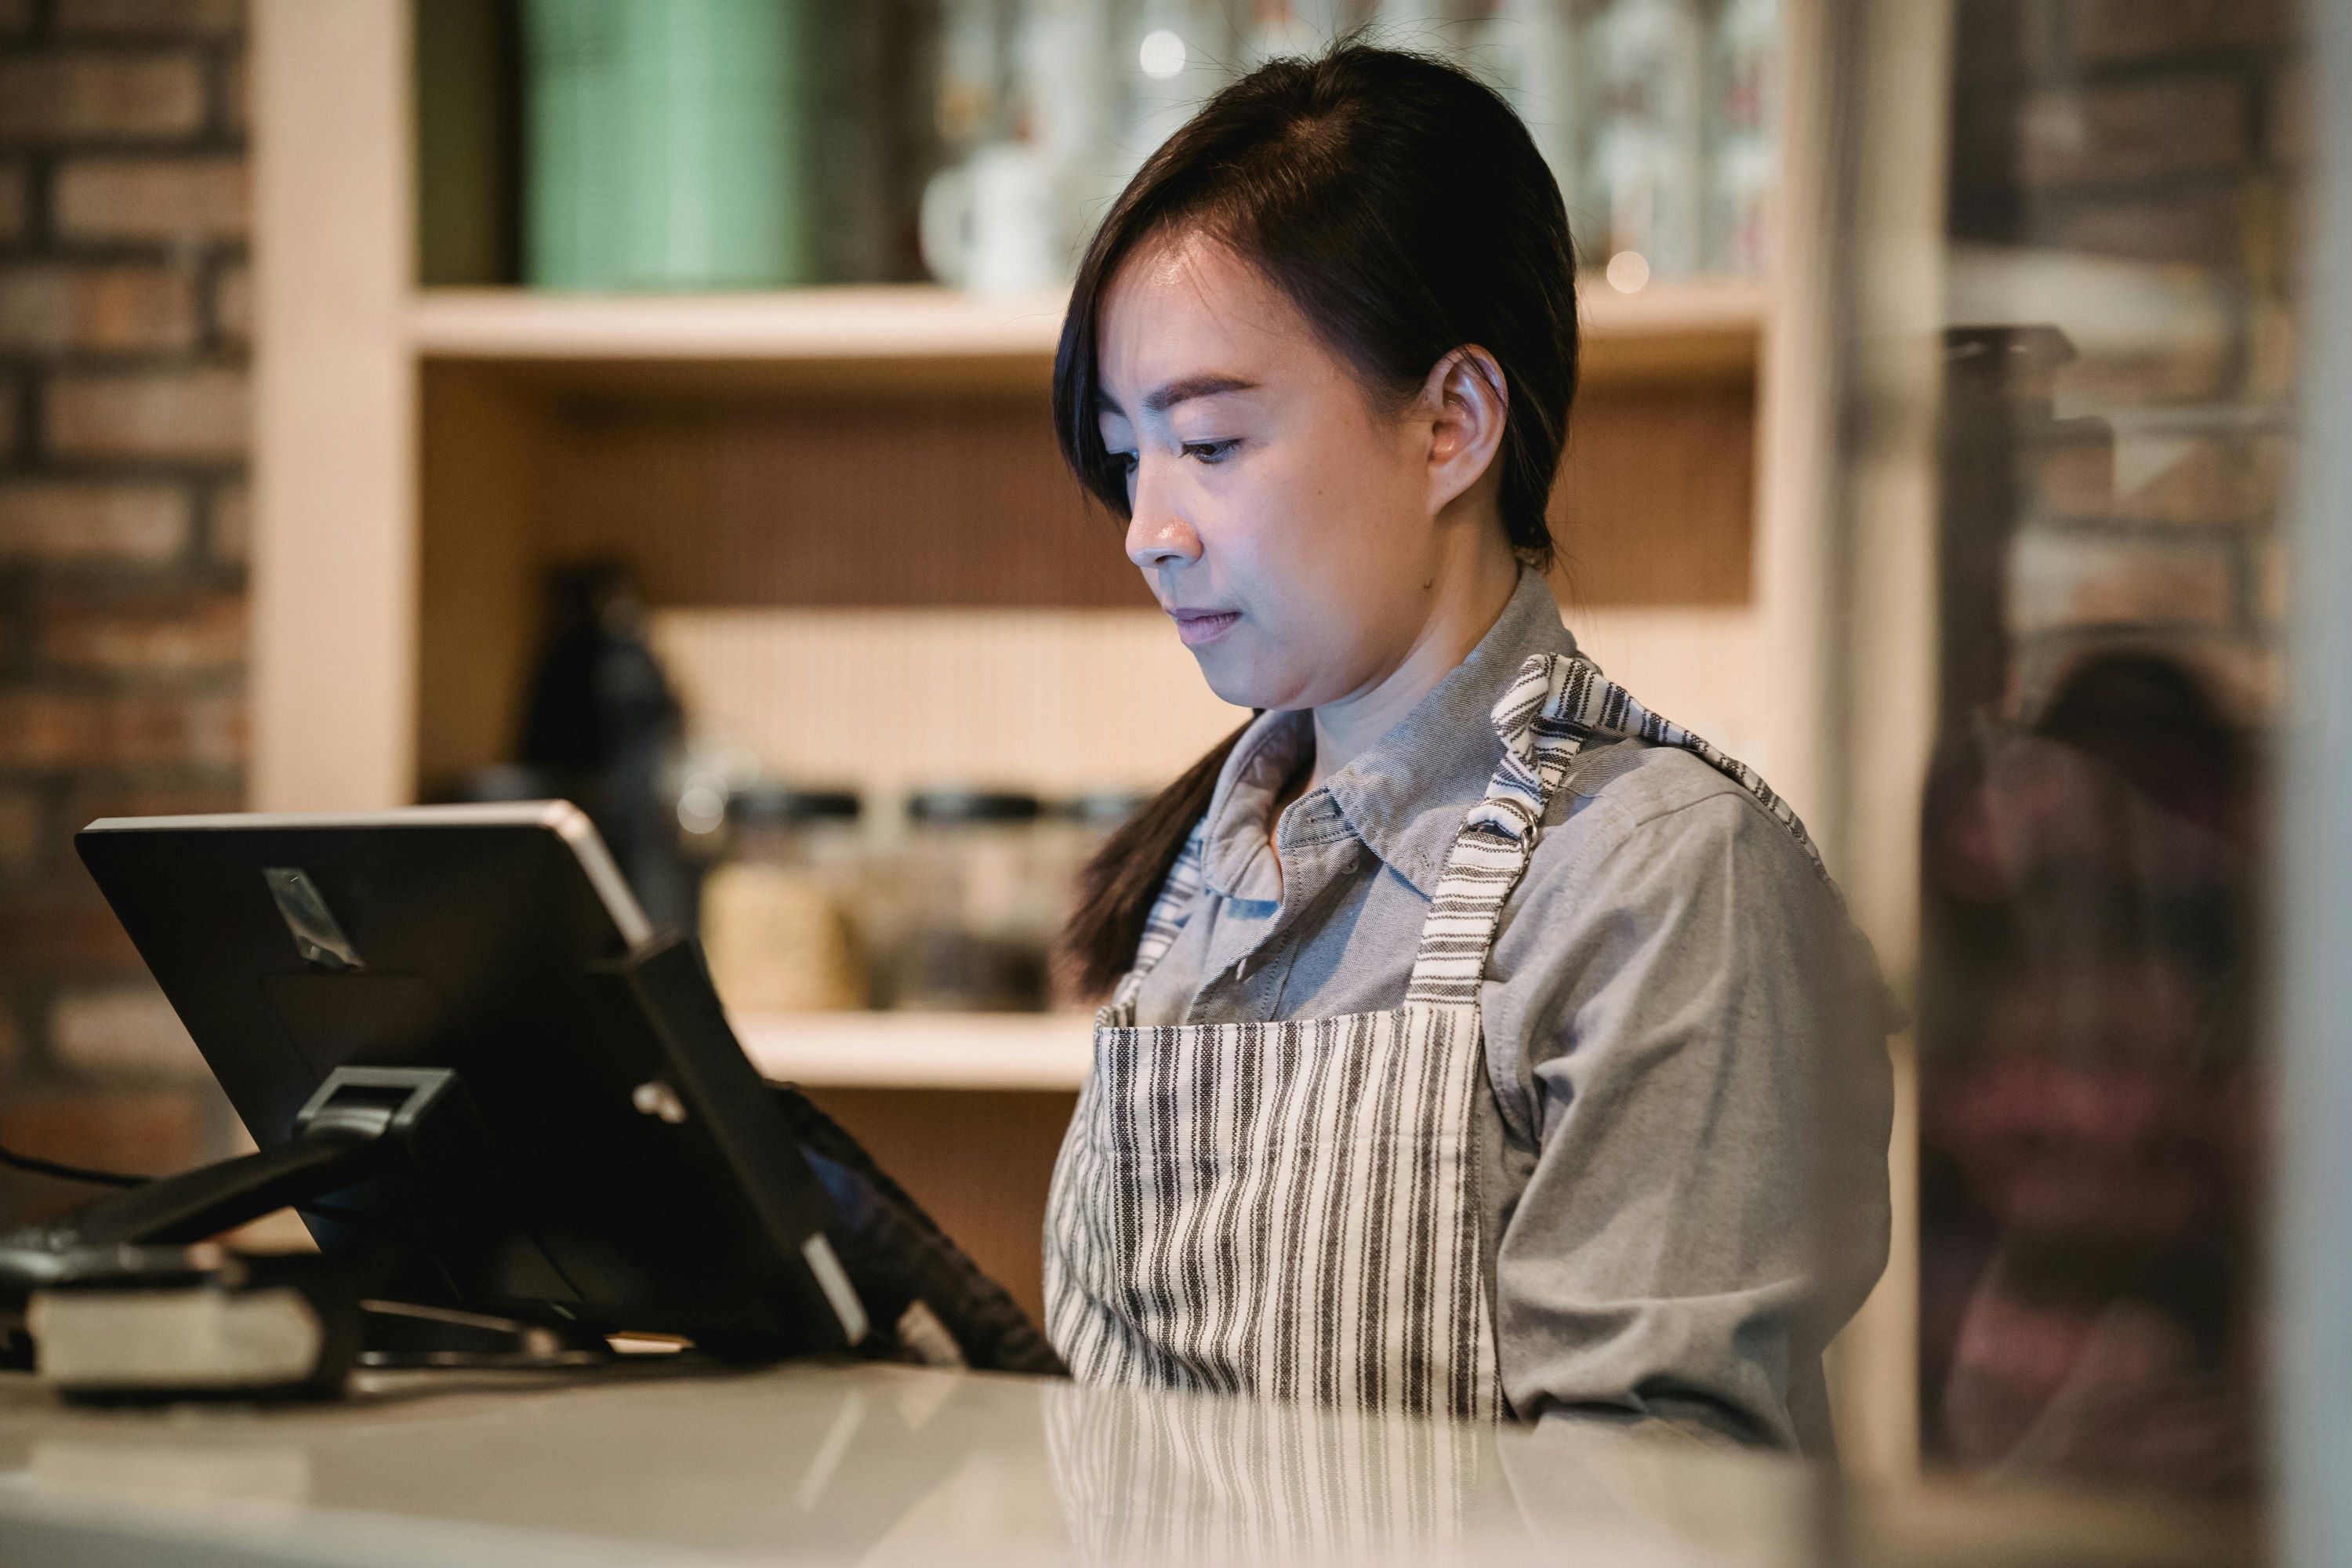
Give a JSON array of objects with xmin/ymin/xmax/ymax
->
[{"xmin": 1195, "ymin": 570, "xmax": 1582, "ymax": 902}]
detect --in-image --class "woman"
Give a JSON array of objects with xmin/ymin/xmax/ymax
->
[{"xmin": 1041, "ymin": 45, "xmax": 1893, "ymax": 1450}]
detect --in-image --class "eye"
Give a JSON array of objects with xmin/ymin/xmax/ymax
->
[{"xmin": 1182, "ymin": 439, "xmax": 1240, "ymax": 463}]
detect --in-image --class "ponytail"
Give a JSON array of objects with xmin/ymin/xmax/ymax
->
[{"xmin": 1059, "ymin": 720, "xmax": 1251, "ymax": 1000}]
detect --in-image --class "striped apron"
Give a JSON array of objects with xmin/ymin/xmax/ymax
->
[{"xmin": 1043, "ymin": 651, "xmax": 1820, "ymax": 1424}]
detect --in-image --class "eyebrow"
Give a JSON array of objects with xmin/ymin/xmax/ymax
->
[{"xmin": 1099, "ymin": 374, "xmax": 1261, "ymax": 418}]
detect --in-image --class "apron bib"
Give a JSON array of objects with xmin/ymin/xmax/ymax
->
[{"xmin": 1043, "ymin": 652, "xmax": 1822, "ymax": 1423}]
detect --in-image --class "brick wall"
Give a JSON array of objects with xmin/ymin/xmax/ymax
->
[
  {"xmin": 1947, "ymin": 0, "xmax": 2299, "ymax": 716},
  {"xmin": 0, "ymin": 0, "xmax": 249, "ymax": 1221}
]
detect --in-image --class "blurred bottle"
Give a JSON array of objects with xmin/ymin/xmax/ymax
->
[
  {"xmin": 1466, "ymin": 0, "xmax": 1584, "ymax": 223},
  {"xmin": 1704, "ymin": 0, "xmax": 1777, "ymax": 274},
  {"xmin": 935, "ymin": 0, "xmax": 1018, "ymax": 159},
  {"xmin": 1587, "ymin": 0, "xmax": 1705, "ymax": 280},
  {"xmin": 521, "ymin": 0, "xmax": 820, "ymax": 290},
  {"xmin": 1040, "ymin": 789, "xmax": 1147, "ymax": 1007},
  {"xmin": 811, "ymin": 0, "xmax": 942, "ymax": 282},
  {"xmin": 923, "ymin": 0, "xmax": 1101, "ymax": 292},
  {"xmin": 515, "ymin": 561, "xmax": 698, "ymax": 933},
  {"xmin": 1023, "ymin": 0, "xmax": 1124, "ymax": 227}
]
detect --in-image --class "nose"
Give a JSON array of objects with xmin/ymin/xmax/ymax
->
[{"xmin": 1124, "ymin": 466, "xmax": 1203, "ymax": 572}]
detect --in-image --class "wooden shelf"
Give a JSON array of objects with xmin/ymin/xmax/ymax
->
[
  {"xmin": 408, "ymin": 278, "xmax": 1763, "ymax": 390},
  {"xmin": 731, "ymin": 1009, "xmax": 1094, "ymax": 1091},
  {"xmin": 412, "ymin": 285, "xmax": 1070, "ymax": 362},
  {"xmin": 1581, "ymin": 276, "xmax": 1769, "ymax": 385},
  {"xmin": 411, "ymin": 285, "xmax": 1073, "ymax": 395}
]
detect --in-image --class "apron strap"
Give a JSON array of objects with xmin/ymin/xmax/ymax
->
[{"xmin": 1405, "ymin": 652, "xmax": 1825, "ymax": 1006}]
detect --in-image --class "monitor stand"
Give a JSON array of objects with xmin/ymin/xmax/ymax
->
[
  {"xmin": 0, "ymin": 1068, "xmax": 630, "ymax": 1385},
  {"xmin": 0, "ymin": 1065, "xmax": 459, "ymax": 1300}
]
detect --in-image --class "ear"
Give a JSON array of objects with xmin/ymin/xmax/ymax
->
[{"xmin": 1417, "ymin": 346, "xmax": 1509, "ymax": 516}]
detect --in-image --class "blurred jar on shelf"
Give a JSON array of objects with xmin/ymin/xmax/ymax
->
[
  {"xmin": 699, "ymin": 786, "xmax": 869, "ymax": 1014},
  {"xmin": 1465, "ymin": 0, "xmax": 1584, "ymax": 208},
  {"xmin": 521, "ymin": 0, "xmax": 822, "ymax": 289},
  {"xmin": 887, "ymin": 790, "xmax": 1056, "ymax": 1012},
  {"xmin": 935, "ymin": 0, "xmax": 1019, "ymax": 158},
  {"xmin": 1037, "ymin": 789, "xmax": 1147, "ymax": 906},
  {"xmin": 1587, "ymin": 0, "xmax": 1706, "ymax": 280},
  {"xmin": 1039, "ymin": 789, "xmax": 1149, "ymax": 1006},
  {"xmin": 1704, "ymin": 0, "xmax": 1777, "ymax": 275},
  {"xmin": 668, "ymin": 732, "xmax": 763, "ymax": 869},
  {"xmin": 924, "ymin": 0, "xmax": 1123, "ymax": 293},
  {"xmin": 808, "ymin": 0, "xmax": 944, "ymax": 282}
]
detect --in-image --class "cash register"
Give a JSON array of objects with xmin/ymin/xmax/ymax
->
[{"xmin": 0, "ymin": 803, "xmax": 1024, "ymax": 1396}]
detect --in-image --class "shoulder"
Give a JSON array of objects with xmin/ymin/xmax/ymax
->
[
  {"xmin": 1520, "ymin": 735, "xmax": 1825, "ymax": 902},
  {"xmin": 1479, "ymin": 734, "xmax": 1891, "ymax": 1138}
]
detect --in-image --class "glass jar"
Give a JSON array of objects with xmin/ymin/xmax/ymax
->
[
  {"xmin": 1038, "ymin": 789, "xmax": 1149, "ymax": 1007},
  {"xmin": 888, "ymin": 789, "xmax": 1052, "ymax": 1012},
  {"xmin": 698, "ymin": 786, "xmax": 867, "ymax": 1013},
  {"xmin": 1039, "ymin": 789, "xmax": 1147, "ymax": 911}
]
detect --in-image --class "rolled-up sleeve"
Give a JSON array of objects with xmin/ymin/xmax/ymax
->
[{"xmin": 1480, "ymin": 782, "xmax": 1895, "ymax": 1450}]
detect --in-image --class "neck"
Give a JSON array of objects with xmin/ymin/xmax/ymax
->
[{"xmin": 1307, "ymin": 536, "xmax": 1522, "ymax": 790}]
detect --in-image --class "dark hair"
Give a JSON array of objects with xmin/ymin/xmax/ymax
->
[{"xmin": 1054, "ymin": 43, "xmax": 1581, "ymax": 999}]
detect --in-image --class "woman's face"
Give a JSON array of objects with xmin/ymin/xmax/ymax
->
[{"xmin": 1094, "ymin": 230, "xmax": 1471, "ymax": 713}]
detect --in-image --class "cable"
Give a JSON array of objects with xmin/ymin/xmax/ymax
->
[{"xmin": 0, "ymin": 1141, "xmax": 149, "ymax": 1189}]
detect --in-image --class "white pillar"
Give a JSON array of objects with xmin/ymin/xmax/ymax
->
[
  {"xmin": 2278, "ymin": 2, "xmax": 2352, "ymax": 1557},
  {"xmin": 251, "ymin": 0, "xmax": 417, "ymax": 810}
]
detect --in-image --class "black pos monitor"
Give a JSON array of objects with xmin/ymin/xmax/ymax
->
[{"xmin": 30, "ymin": 803, "xmax": 866, "ymax": 1360}]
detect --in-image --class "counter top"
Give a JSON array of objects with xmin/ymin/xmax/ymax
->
[{"xmin": 0, "ymin": 1362, "xmax": 2251, "ymax": 1567}]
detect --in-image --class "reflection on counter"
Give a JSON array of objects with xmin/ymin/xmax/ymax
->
[
  {"xmin": 0, "ymin": 1361, "xmax": 1811, "ymax": 1567},
  {"xmin": 1918, "ymin": 652, "xmax": 2261, "ymax": 1491},
  {"xmin": 1916, "ymin": 323, "xmax": 2267, "ymax": 1492},
  {"xmin": 0, "ymin": 1359, "xmax": 2252, "ymax": 1568}
]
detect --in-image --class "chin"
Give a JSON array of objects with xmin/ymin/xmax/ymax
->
[
  {"xmin": 1191, "ymin": 641, "xmax": 1300, "ymax": 715},
  {"xmin": 1196, "ymin": 662, "xmax": 1261, "ymax": 712}
]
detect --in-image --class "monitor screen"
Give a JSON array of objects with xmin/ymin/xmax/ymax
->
[{"xmin": 74, "ymin": 803, "xmax": 863, "ymax": 1358}]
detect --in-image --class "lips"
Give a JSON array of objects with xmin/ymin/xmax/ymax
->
[{"xmin": 1168, "ymin": 608, "xmax": 1240, "ymax": 648}]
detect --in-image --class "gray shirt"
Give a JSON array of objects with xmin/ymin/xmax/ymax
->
[{"xmin": 1129, "ymin": 570, "xmax": 1895, "ymax": 1452}]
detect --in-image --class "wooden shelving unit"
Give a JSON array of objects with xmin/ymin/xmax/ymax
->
[
  {"xmin": 249, "ymin": 0, "xmax": 1886, "ymax": 1417},
  {"xmin": 254, "ymin": 0, "xmax": 1806, "ymax": 819},
  {"xmin": 410, "ymin": 285, "xmax": 1073, "ymax": 361},
  {"xmin": 392, "ymin": 271, "xmax": 1772, "ymax": 797}
]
